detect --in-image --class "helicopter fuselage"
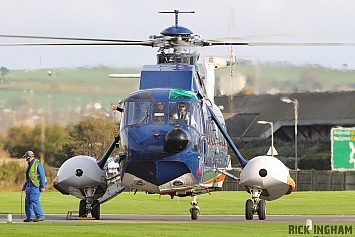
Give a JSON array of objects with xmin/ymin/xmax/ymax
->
[{"xmin": 118, "ymin": 64, "xmax": 229, "ymax": 196}]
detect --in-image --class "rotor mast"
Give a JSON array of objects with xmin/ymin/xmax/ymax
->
[
  {"xmin": 158, "ymin": 10, "xmax": 195, "ymax": 27},
  {"xmin": 155, "ymin": 10, "xmax": 199, "ymax": 66}
]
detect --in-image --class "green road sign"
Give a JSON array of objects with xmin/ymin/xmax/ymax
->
[{"xmin": 331, "ymin": 127, "xmax": 355, "ymax": 170}]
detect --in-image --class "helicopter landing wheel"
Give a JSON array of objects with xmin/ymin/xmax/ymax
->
[
  {"xmin": 91, "ymin": 200, "xmax": 100, "ymax": 220},
  {"xmin": 245, "ymin": 199, "xmax": 253, "ymax": 220},
  {"xmin": 189, "ymin": 195, "xmax": 200, "ymax": 220},
  {"xmin": 190, "ymin": 208, "xmax": 198, "ymax": 220},
  {"xmin": 257, "ymin": 199, "xmax": 266, "ymax": 220},
  {"xmin": 79, "ymin": 200, "xmax": 87, "ymax": 218}
]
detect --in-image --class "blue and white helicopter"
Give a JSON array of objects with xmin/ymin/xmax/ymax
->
[{"xmin": 1, "ymin": 10, "xmax": 296, "ymax": 220}]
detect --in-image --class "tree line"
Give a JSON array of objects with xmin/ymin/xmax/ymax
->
[
  {"xmin": 1, "ymin": 115, "xmax": 331, "ymax": 170},
  {"xmin": 3, "ymin": 116, "xmax": 118, "ymax": 167}
]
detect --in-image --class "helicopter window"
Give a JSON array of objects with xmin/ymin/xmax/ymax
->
[
  {"xmin": 152, "ymin": 101, "xmax": 166, "ymax": 124},
  {"xmin": 190, "ymin": 102, "xmax": 202, "ymax": 131},
  {"xmin": 126, "ymin": 91, "xmax": 152, "ymax": 100},
  {"xmin": 126, "ymin": 101, "xmax": 150, "ymax": 125},
  {"xmin": 169, "ymin": 89, "xmax": 197, "ymax": 100},
  {"xmin": 190, "ymin": 129, "xmax": 200, "ymax": 152},
  {"xmin": 168, "ymin": 102, "xmax": 190, "ymax": 124},
  {"xmin": 121, "ymin": 106, "xmax": 126, "ymax": 127}
]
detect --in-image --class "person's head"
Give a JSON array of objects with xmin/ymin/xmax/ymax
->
[
  {"xmin": 110, "ymin": 103, "xmax": 116, "ymax": 110},
  {"xmin": 157, "ymin": 102, "xmax": 164, "ymax": 111},
  {"xmin": 179, "ymin": 103, "xmax": 186, "ymax": 112},
  {"xmin": 23, "ymin": 151, "xmax": 35, "ymax": 163},
  {"xmin": 139, "ymin": 103, "xmax": 146, "ymax": 111}
]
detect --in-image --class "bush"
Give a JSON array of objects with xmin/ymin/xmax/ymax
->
[
  {"xmin": 0, "ymin": 158, "xmax": 58, "ymax": 192},
  {"xmin": 278, "ymin": 157, "xmax": 296, "ymax": 169},
  {"xmin": 298, "ymin": 152, "xmax": 331, "ymax": 170},
  {"xmin": 0, "ymin": 160, "xmax": 26, "ymax": 191}
]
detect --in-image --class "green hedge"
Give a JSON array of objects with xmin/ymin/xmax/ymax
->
[{"xmin": 298, "ymin": 152, "xmax": 331, "ymax": 170}]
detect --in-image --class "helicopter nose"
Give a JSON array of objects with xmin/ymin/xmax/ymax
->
[{"xmin": 165, "ymin": 127, "xmax": 190, "ymax": 153}]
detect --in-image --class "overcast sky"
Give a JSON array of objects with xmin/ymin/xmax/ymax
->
[{"xmin": 1, "ymin": 0, "xmax": 355, "ymax": 70}]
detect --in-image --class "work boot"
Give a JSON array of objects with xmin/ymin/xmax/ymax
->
[
  {"xmin": 23, "ymin": 218, "xmax": 34, "ymax": 222},
  {"xmin": 34, "ymin": 217, "xmax": 45, "ymax": 222}
]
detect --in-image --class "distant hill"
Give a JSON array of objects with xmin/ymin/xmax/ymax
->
[
  {"xmin": 1, "ymin": 66, "xmax": 140, "ymax": 109},
  {"xmin": 0, "ymin": 62, "xmax": 354, "ymax": 130},
  {"xmin": 215, "ymin": 61, "xmax": 355, "ymax": 95}
]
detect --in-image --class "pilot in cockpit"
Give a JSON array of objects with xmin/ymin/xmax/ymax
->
[
  {"xmin": 172, "ymin": 102, "xmax": 189, "ymax": 124},
  {"xmin": 135, "ymin": 102, "xmax": 149, "ymax": 124},
  {"xmin": 152, "ymin": 101, "xmax": 165, "ymax": 124}
]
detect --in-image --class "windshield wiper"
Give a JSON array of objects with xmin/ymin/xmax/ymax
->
[
  {"xmin": 169, "ymin": 113, "xmax": 180, "ymax": 125},
  {"xmin": 136, "ymin": 111, "xmax": 149, "ymax": 125}
]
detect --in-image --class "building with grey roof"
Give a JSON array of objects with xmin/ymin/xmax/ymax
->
[{"xmin": 215, "ymin": 91, "xmax": 355, "ymax": 142}]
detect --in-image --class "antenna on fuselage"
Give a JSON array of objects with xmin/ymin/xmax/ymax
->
[{"xmin": 158, "ymin": 9, "xmax": 195, "ymax": 26}]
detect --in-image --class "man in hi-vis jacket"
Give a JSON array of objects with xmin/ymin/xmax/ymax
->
[{"xmin": 22, "ymin": 151, "xmax": 46, "ymax": 222}]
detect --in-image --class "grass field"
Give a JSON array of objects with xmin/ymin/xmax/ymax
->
[
  {"xmin": 2, "ymin": 191, "xmax": 355, "ymax": 215},
  {"xmin": 0, "ymin": 223, "xmax": 299, "ymax": 237},
  {"xmin": 1, "ymin": 191, "xmax": 355, "ymax": 236}
]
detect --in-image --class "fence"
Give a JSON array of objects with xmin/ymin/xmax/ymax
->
[{"xmin": 222, "ymin": 169, "xmax": 355, "ymax": 191}]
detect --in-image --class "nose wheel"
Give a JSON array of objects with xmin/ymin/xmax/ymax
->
[
  {"xmin": 189, "ymin": 195, "xmax": 200, "ymax": 220},
  {"xmin": 78, "ymin": 186, "xmax": 101, "ymax": 220},
  {"xmin": 245, "ymin": 187, "xmax": 266, "ymax": 220},
  {"xmin": 257, "ymin": 199, "xmax": 266, "ymax": 220}
]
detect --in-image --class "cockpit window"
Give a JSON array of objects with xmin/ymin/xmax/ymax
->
[
  {"xmin": 152, "ymin": 101, "xmax": 166, "ymax": 124},
  {"xmin": 190, "ymin": 102, "xmax": 202, "ymax": 131},
  {"xmin": 168, "ymin": 102, "xmax": 191, "ymax": 125},
  {"xmin": 126, "ymin": 101, "xmax": 150, "ymax": 125},
  {"xmin": 126, "ymin": 91, "xmax": 152, "ymax": 100}
]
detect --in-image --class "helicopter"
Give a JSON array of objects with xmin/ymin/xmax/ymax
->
[{"xmin": 0, "ymin": 10, "xmax": 301, "ymax": 220}]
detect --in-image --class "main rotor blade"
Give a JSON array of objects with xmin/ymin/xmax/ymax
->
[
  {"xmin": 0, "ymin": 41, "xmax": 154, "ymax": 46},
  {"xmin": 207, "ymin": 30, "xmax": 355, "ymax": 42},
  {"xmin": 0, "ymin": 34, "xmax": 154, "ymax": 46},
  {"xmin": 204, "ymin": 40, "xmax": 355, "ymax": 47},
  {"xmin": 0, "ymin": 34, "xmax": 149, "ymax": 43},
  {"xmin": 248, "ymin": 42, "xmax": 355, "ymax": 46}
]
